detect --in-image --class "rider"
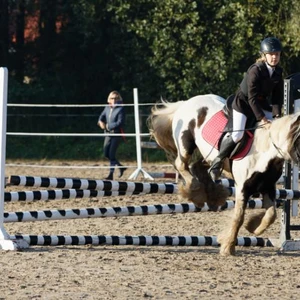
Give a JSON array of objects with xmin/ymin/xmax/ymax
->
[{"xmin": 208, "ymin": 37, "xmax": 284, "ymax": 180}]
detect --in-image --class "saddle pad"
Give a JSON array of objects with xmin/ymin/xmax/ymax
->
[
  {"xmin": 202, "ymin": 110, "xmax": 226, "ymax": 150},
  {"xmin": 202, "ymin": 110, "xmax": 254, "ymax": 160}
]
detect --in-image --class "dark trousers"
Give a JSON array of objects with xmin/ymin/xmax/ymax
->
[{"xmin": 103, "ymin": 136, "xmax": 121, "ymax": 173}]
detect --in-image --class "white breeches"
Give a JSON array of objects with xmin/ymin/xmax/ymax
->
[{"xmin": 231, "ymin": 109, "xmax": 273, "ymax": 143}]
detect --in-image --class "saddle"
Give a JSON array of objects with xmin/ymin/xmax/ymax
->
[{"xmin": 202, "ymin": 95, "xmax": 256, "ymax": 160}]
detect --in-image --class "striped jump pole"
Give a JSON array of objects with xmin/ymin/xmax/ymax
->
[
  {"xmin": 6, "ymin": 186, "xmax": 300, "ymax": 202},
  {"xmin": 8, "ymin": 175, "xmax": 177, "ymax": 194},
  {"xmin": 5, "ymin": 186, "xmax": 300, "ymax": 203},
  {"xmin": 4, "ymin": 189, "xmax": 146, "ymax": 202},
  {"xmin": 9, "ymin": 234, "xmax": 274, "ymax": 247},
  {"xmin": 3, "ymin": 199, "xmax": 284, "ymax": 223},
  {"xmin": 8, "ymin": 174, "xmax": 235, "ymax": 189},
  {"xmin": 227, "ymin": 187, "xmax": 300, "ymax": 200},
  {"xmin": 8, "ymin": 175, "xmax": 299, "ymax": 200}
]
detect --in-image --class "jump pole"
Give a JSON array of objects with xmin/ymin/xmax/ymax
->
[
  {"xmin": 9, "ymin": 234, "xmax": 274, "ymax": 247},
  {"xmin": 8, "ymin": 175, "xmax": 177, "ymax": 193},
  {"xmin": 7, "ymin": 175, "xmax": 300, "ymax": 200},
  {"xmin": 4, "ymin": 189, "xmax": 148, "ymax": 202},
  {"xmin": 0, "ymin": 67, "xmax": 28, "ymax": 250},
  {"xmin": 3, "ymin": 199, "xmax": 284, "ymax": 223}
]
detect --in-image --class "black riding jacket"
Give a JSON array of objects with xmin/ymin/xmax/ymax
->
[{"xmin": 232, "ymin": 62, "xmax": 283, "ymax": 121}]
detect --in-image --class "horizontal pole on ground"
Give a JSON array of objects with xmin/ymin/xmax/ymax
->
[
  {"xmin": 8, "ymin": 175, "xmax": 300, "ymax": 200},
  {"xmin": 8, "ymin": 175, "xmax": 177, "ymax": 194},
  {"xmin": 4, "ymin": 189, "xmax": 145, "ymax": 202},
  {"xmin": 9, "ymin": 234, "xmax": 274, "ymax": 247},
  {"xmin": 3, "ymin": 200, "xmax": 284, "ymax": 223}
]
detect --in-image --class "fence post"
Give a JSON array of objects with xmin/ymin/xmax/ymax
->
[
  {"xmin": 128, "ymin": 88, "xmax": 153, "ymax": 180},
  {"xmin": 0, "ymin": 67, "xmax": 28, "ymax": 250},
  {"xmin": 280, "ymin": 73, "xmax": 300, "ymax": 250}
]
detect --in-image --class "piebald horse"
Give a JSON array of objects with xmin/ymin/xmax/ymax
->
[{"xmin": 148, "ymin": 94, "xmax": 300, "ymax": 255}]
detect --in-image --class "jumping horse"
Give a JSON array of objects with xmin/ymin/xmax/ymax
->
[{"xmin": 148, "ymin": 94, "xmax": 300, "ymax": 255}]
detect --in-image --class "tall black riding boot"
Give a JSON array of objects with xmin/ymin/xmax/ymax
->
[{"xmin": 208, "ymin": 135, "xmax": 237, "ymax": 181}]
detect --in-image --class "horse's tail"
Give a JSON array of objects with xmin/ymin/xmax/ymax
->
[{"xmin": 147, "ymin": 100, "xmax": 184, "ymax": 157}]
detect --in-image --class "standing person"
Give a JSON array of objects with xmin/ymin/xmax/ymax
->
[
  {"xmin": 97, "ymin": 91, "xmax": 126, "ymax": 180},
  {"xmin": 209, "ymin": 37, "xmax": 283, "ymax": 180}
]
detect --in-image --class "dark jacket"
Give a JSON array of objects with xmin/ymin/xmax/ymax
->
[
  {"xmin": 232, "ymin": 62, "xmax": 283, "ymax": 121},
  {"xmin": 98, "ymin": 104, "xmax": 125, "ymax": 133}
]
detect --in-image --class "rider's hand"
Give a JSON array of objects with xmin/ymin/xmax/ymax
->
[
  {"xmin": 261, "ymin": 117, "xmax": 271, "ymax": 124},
  {"xmin": 261, "ymin": 117, "xmax": 272, "ymax": 129}
]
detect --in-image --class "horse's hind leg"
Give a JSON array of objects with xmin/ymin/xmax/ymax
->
[
  {"xmin": 175, "ymin": 155, "xmax": 194, "ymax": 187},
  {"xmin": 190, "ymin": 160, "xmax": 228, "ymax": 209},
  {"xmin": 218, "ymin": 190, "xmax": 247, "ymax": 256},
  {"xmin": 244, "ymin": 194, "xmax": 277, "ymax": 235},
  {"xmin": 175, "ymin": 152, "xmax": 208, "ymax": 208}
]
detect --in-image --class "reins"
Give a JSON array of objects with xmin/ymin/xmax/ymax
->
[{"xmin": 268, "ymin": 130, "xmax": 286, "ymax": 159}]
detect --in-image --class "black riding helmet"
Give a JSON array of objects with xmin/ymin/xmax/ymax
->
[{"xmin": 260, "ymin": 37, "xmax": 282, "ymax": 53}]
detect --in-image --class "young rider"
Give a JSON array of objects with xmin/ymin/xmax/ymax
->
[{"xmin": 209, "ymin": 37, "xmax": 284, "ymax": 180}]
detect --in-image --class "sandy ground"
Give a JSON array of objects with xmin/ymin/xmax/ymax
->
[{"xmin": 1, "ymin": 159, "xmax": 300, "ymax": 299}]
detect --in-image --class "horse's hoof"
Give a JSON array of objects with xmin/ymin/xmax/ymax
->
[
  {"xmin": 208, "ymin": 204, "xmax": 219, "ymax": 212},
  {"xmin": 244, "ymin": 212, "xmax": 265, "ymax": 233},
  {"xmin": 220, "ymin": 245, "xmax": 236, "ymax": 256}
]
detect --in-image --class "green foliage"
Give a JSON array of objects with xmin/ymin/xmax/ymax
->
[
  {"xmin": 4, "ymin": 0, "xmax": 300, "ymax": 161},
  {"xmin": 6, "ymin": 135, "xmax": 166, "ymax": 161}
]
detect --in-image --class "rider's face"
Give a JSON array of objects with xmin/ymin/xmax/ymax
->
[{"xmin": 265, "ymin": 52, "xmax": 281, "ymax": 67}]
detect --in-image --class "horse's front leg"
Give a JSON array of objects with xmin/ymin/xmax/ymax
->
[
  {"xmin": 218, "ymin": 189, "xmax": 247, "ymax": 256},
  {"xmin": 245, "ymin": 193, "xmax": 277, "ymax": 235}
]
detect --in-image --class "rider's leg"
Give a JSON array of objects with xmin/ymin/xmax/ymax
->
[
  {"xmin": 208, "ymin": 110, "xmax": 246, "ymax": 180},
  {"xmin": 231, "ymin": 110, "xmax": 247, "ymax": 143}
]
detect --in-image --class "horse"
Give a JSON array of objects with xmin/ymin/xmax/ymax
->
[{"xmin": 148, "ymin": 94, "xmax": 300, "ymax": 255}]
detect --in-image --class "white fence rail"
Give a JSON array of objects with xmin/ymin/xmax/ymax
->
[{"xmin": 6, "ymin": 83, "xmax": 165, "ymax": 178}]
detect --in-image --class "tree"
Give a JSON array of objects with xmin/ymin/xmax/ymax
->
[{"xmin": 0, "ymin": 0, "xmax": 9, "ymax": 67}]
